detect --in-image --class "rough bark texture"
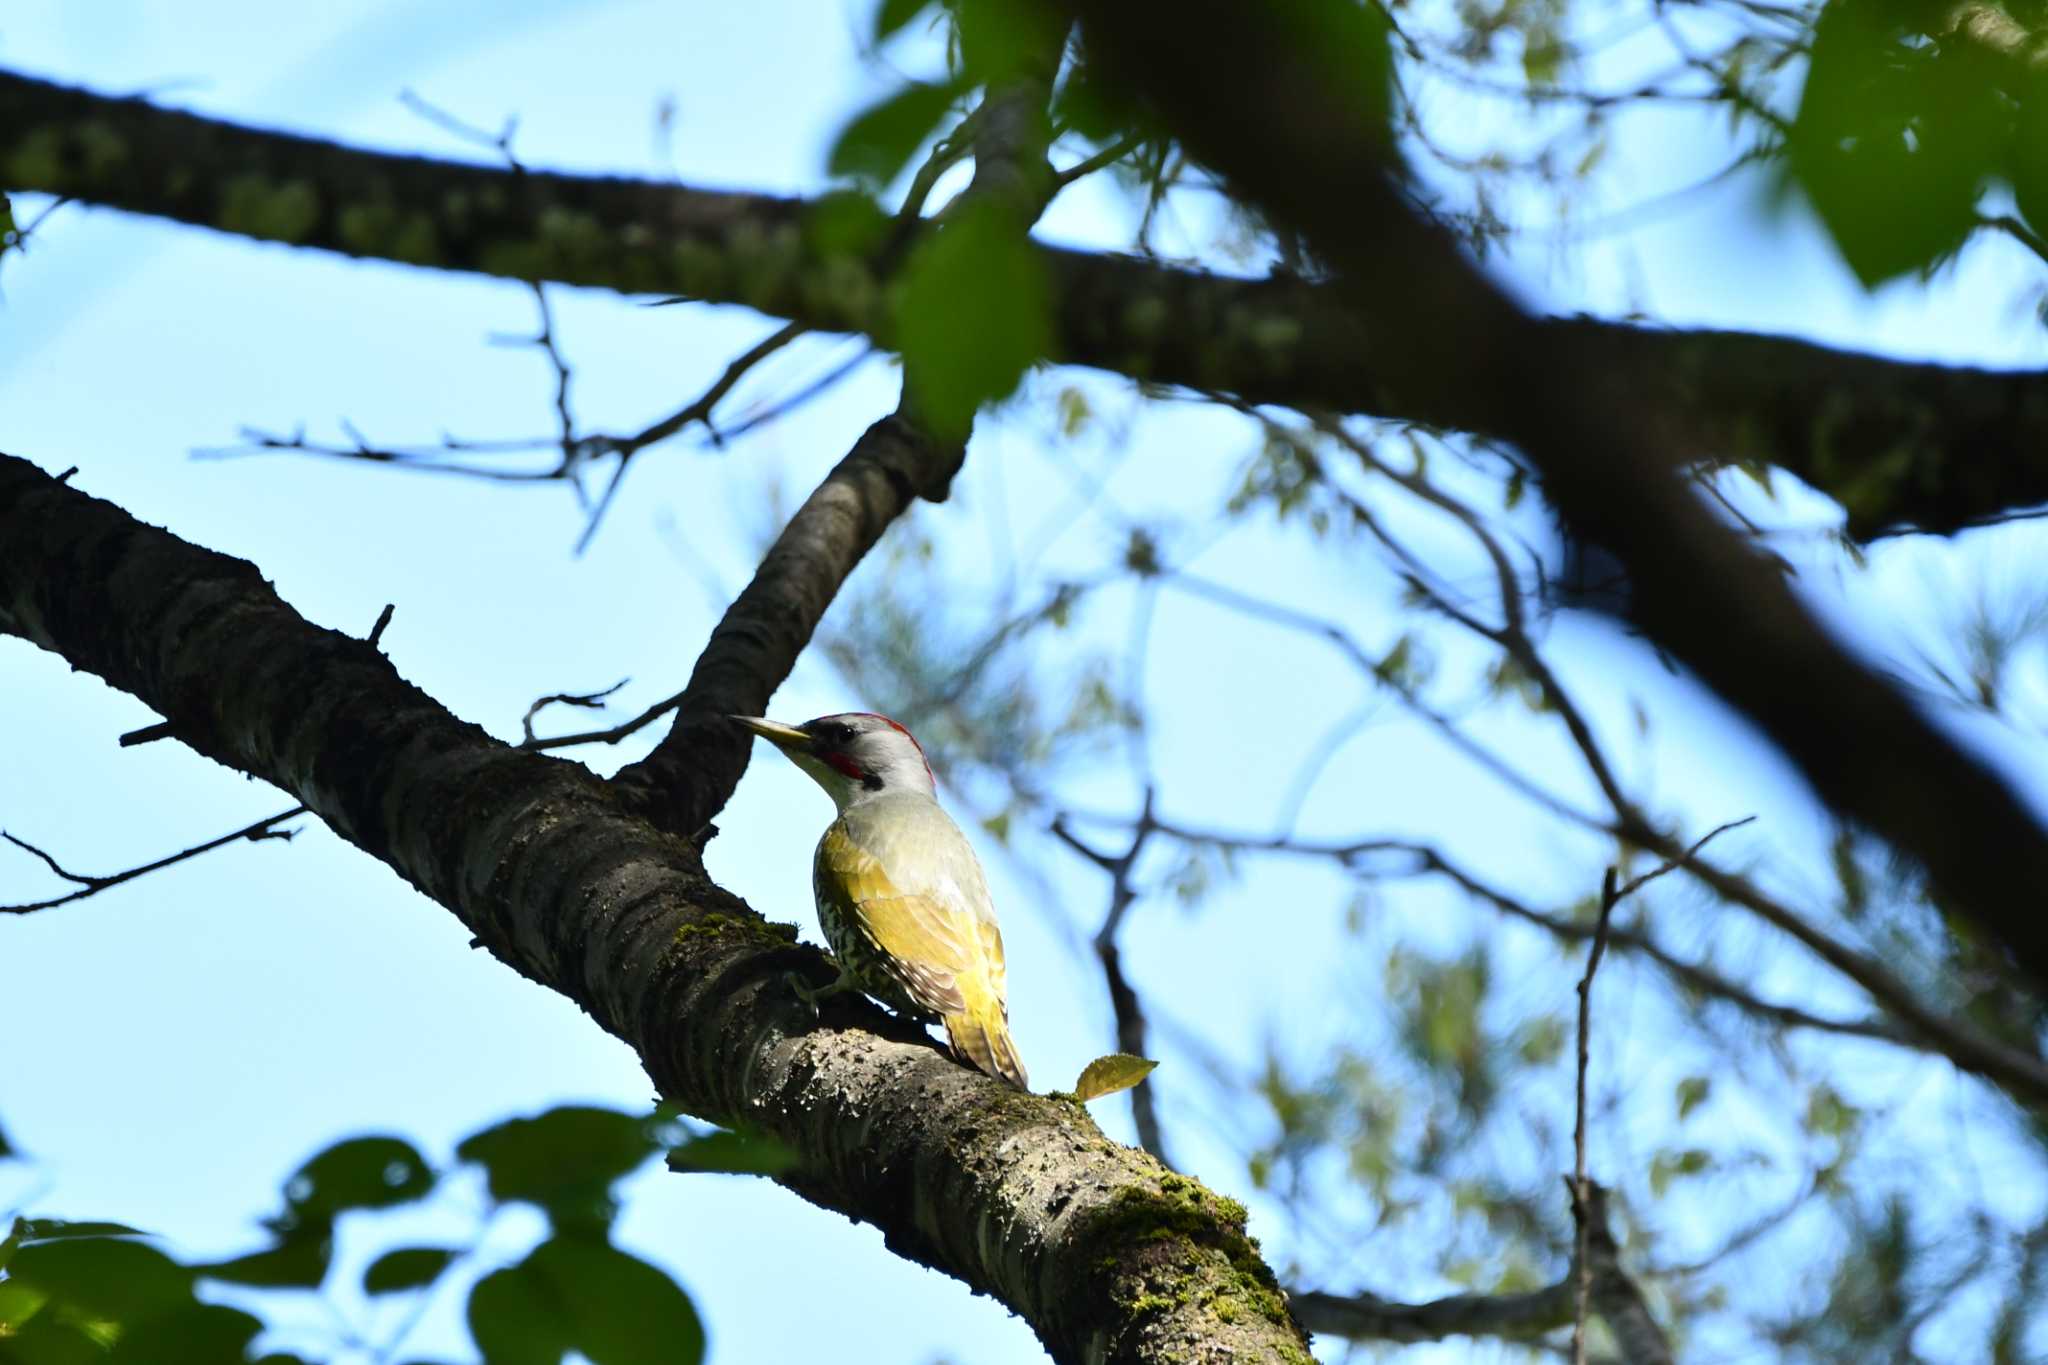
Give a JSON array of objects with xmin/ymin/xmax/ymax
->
[
  {"xmin": 7, "ymin": 67, "xmax": 2048, "ymax": 538},
  {"xmin": 610, "ymin": 413, "xmax": 963, "ymax": 841},
  {"xmin": 0, "ymin": 452, "xmax": 1312, "ymax": 1363}
]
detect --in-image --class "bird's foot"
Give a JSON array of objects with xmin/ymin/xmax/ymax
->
[{"xmin": 785, "ymin": 967, "xmax": 853, "ymax": 1019}]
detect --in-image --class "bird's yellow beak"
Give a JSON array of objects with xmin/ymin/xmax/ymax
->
[{"xmin": 729, "ymin": 715, "xmax": 811, "ymax": 751}]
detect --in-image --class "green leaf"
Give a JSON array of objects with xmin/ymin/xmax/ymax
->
[
  {"xmin": 0, "ymin": 1120, "xmax": 13, "ymax": 1159},
  {"xmin": 468, "ymin": 1239, "xmax": 706, "ymax": 1365},
  {"xmin": 14, "ymin": 1219, "xmax": 150, "ymax": 1244},
  {"xmin": 197, "ymin": 1231, "xmax": 331, "ymax": 1288},
  {"xmin": 667, "ymin": 1129, "xmax": 799, "ymax": 1177},
  {"xmin": 108, "ymin": 1303, "xmax": 262, "ymax": 1365},
  {"xmin": 4, "ymin": 1237, "xmax": 194, "ymax": 1322},
  {"xmin": 457, "ymin": 1106, "xmax": 660, "ymax": 1224},
  {"xmin": 873, "ymin": 0, "xmax": 932, "ymax": 42},
  {"xmin": 0, "ymin": 1313, "xmax": 106, "ymax": 1365},
  {"xmin": 828, "ymin": 81, "xmax": 962, "ymax": 186},
  {"xmin": 0, "ymin": 1278, "xmax": 49, "ymax": 1330},
  {"xmin": 896, "ymin": 197, "xmax": 1051, "ymax": 439},
  {"xmin": 528, "ymin": 1237, "xmax": 705, "ymax": 1365},
  {"xmin": 1786, "ymin": 3, "xmax": 2005, "ymax": 285},
  {"xmin": 467, "ymin": 1261, "xmax": 574, "ymax": 1365},
  {"xmin": 1073, "ymin": 1054, "xmax": 1159, "ymax": 1103},
  {"xmin": 953, "ymin": 0, "xmax": 1068, "ymax": 85},
  {"xmin": 1676, "ymin": 1076, "xmax": 1712, "ymax": 1122},
  {"xmin": 1648, "ymin": 1147, "xmax": 1715, "ymax": 1197},
  {"xmin": 281, "ymin": 1135, "xmax": 434, "ymax": 1228},
  {"xmin": 364, "ymin": 1245, "xmax": 460, "ymax": 1295}
]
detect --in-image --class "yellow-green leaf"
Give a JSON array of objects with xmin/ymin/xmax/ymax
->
[{"xmin": 1073, "ymin": 1054, "xmax": 1158, "ymax": 1103}]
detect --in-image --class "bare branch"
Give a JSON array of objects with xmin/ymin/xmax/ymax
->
[
  {"xmin": 2, "ymin": 808, "xmax": 305, "ymax": 915},
  {"xmin": 1060, "ymin": 0, "xmax": 2048, "ymax": 999}
]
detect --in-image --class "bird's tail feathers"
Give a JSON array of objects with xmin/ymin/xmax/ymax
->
[{"xmin": 944, "ymin": 1002, "xmax": 1030, "ymax": 1091}]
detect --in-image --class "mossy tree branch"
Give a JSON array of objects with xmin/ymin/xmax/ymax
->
[
  {"xmin": 0, "ymin": 451, "xmax": 1313, "ymax": 1363},
  {"xmin": 5, "ymin": 66, "xmax": 2048, "ymax": 539}
]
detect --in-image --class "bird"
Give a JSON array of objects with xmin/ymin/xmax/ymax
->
[{"xmin": 731, "ymin": 711, "xmax": 1030, "ymax": 1090}]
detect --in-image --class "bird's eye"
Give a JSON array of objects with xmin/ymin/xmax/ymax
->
[{"xmin": 833, "ymin": 723, "xmax": 856, "ymax": 743}]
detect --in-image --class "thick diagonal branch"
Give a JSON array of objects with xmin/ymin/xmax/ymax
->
[
  {"xmin": 1056, "ymin": 0, "xmax": 2048, "ymax": 995},
  {"xmin": 6, "ymin": 66, "xmax": 2048, "ymax": 537},
  {"xmin": 0, "ymin": 452, "xmax": 1311, "ymax": 1363}
]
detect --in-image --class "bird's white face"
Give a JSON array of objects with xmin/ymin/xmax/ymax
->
[{"xmin": 732, "ymin": 712, "xmax": 936, "ymax": 811}]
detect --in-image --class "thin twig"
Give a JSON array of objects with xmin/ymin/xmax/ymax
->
[
  {"xmin": 520, "ymin": 678, "xmax": 631, "ymax": 746},
  {"xmin": 1571, "ymin": 867, "xmax": 1620, "ymax": 1365},
  {"xmin": 2, "ymin": 808, "xmax": 306, "ymax": 914}
]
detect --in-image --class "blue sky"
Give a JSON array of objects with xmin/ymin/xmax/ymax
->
[{"xmin": 5, "ymin": 2, "xmax": 2048, "ymax": 1362}]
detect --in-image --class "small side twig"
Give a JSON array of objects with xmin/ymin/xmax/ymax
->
[
  {"xmin": 2, "ymin": 808, "xmax": 306, "ymax": 915},
  {"xmin": 1051, "ymin": 787, "xmax": 1172, "ymax": 1167},
  {"xmin": 1570, "ymin": 866, "xmax": 1621, "ymax": 1365},
  {"xmin": 520, "ymin": 678, "xmax": 631, "ymax": 746}
]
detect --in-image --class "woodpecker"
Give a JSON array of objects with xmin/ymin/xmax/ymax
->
[{"xmin": 732, "ymin": 712, "xmax": 1030, "ymax": 1090}]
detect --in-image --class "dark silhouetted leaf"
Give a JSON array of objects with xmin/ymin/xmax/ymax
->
[
  {"xmin": 1074, "ymin": 1054, "xmax": 1159, "ymax": 1103},
  {"xmin": 457, "ymin": 1106, "xmax": 659, "ymax": 1223},
  {"xmin": 874, "ymin": 0, "xmax": 934, "ymax": 44},
  {"xmin": 0, "ymin": 1312, "xmax": 105, "ymax": 1365},
  {"xmin": 108, "ymin": 1303, "xmax": 261, "ymax": 1365},
  {"xmin": 5, "ymin": 1237, "xmax": 194, "ymax": 1322},
  {"xmin": 15, "ymin": 1219, "xmax": 149, "ymax": 1244},
  {"xmin": 364, "ymin": 1246, "xmax": 459, "ymax": 1294},
  {"xmin": 667, "ymin": 1129, "xmax": 798, "ymax": 1176},
  {"xmin": 529, "ymin": 1237, "xmax": 705, "ymax": 1365},
  {"xmin": 1786, "ymin": 4, "xmax": 2005, "ymax": 285},
  {"xmin": 896, "ymin": 198, "xmax": 1051, "ymax": 438},
  {"xmin": 467, "ymin": 1261, "xmax": 573, "ymax": 1365},
  {"xmin": 198, "ymin": 1231, "xmax": 330, "ymax": 1288},
  {"xmin": 281, "ymin": 1136, "xmax": 434, "ymax": 1228},
  {"xmin": 828, "ymin": 81, "xmax": 962, "ymax": 186}
]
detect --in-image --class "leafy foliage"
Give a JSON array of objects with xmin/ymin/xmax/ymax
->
[{"xmin": 0, "ymin": 1104, "xmax": 741, "ymax": 1364}]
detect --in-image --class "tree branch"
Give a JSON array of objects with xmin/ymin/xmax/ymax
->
[
  {"xmin": 1054, "ymin": 0, "xmax": 2048, "ymax": 1000},
  {"xmin": 1293, "ymin": 1184, "xmax": 1667, "ymax": 1359},
  {"xmin": 6, "ymin": 66, "xmax": 2048, "ymax": 537},
  {"xmin": 0, "ymin": 451, "xmax": 1313, "ymax": 1363}
]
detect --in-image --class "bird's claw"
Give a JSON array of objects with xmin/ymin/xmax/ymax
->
[{"xmin": 785, "ymin": 967, "xmax": 851, "ymax": 1019}]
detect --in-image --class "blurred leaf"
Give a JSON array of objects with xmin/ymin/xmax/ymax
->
[
  {"xmin": 896, "ymin": 196, "xmax": 1051, "ymax": 439},
  {"xmin": 1786, "ymin": 3, "xmax": 2005, "ymax": 285},
  {"xmin": 667, "ymin": 1129, "xmax": 799, "ymax": 1176},
  {"xmin": 280, "ymin": 1135, "xmax": 434, "ymax": 1229},
  {"xmin": 467, "ymin": 1261, "xmax": 574, "ymax": 1365},
  {"xmin": 873, "ymin": 0, "xmax": 932, "ymax": 42},
  {"xmin": 529, "ymin": 1237, "xmax": 705, "ymax": 1365},
  {"xmin": 198, "ymin": 1232, "xmax": 330, "ymax": 1288},
  {"xmin": 458, "ymin": 1106, "xmax": 659, "ymax": 1225},
  {"xmin": 469, "ymin": 1238, "xmax": 705, "ymax": 1365},
  {"xmin": 364, "ymin": 1246, "xmax": 460, "ymax": 1295},
  {"xmin": 803, "ymin": 190, "xmax": 891, "ymax": 259},
  {"xmin": 1649, "ymin": 1147, "xmax": 1716, "ymax": 1197},
  {"xmin": 1806, "ymin": 1083, "xmax": 1861, "ymax": 1140},
  {"xmin": 828, "ymin": 81, "xmax": 963, "ymax": 186},
  {"xmin": 108, "ymin": 1303, "xmax": 261, "ymax": 1365},
  {"xmin": 4, "ymin": 1237, "xmax": 194, "ymax": 1322},
  {"xmin": 0, "ymin": 1313, "xmax": 106, "ymax": 1365},
  {"xmin": 1074, "ymin": 1054, "xmax": 1158, "ymax": 1103},
  {"xmin": 1676, "ymin": 1076, "xmax": 1712, "ymax": 1122},
  {"xmin": 953, "ymin": 0, "xmax": 1066, "ymax": 85},
  {"xmin": 0, "ymin": 1278, "xmax": 49, "ymax": 1329},
  {"xmin": 13, "ymin": 1220, "xmax": 149, "ymax": 1245},
  {"xmin": 0, "ymin": 1121, "xmax": 12, "ymax": 1159}
]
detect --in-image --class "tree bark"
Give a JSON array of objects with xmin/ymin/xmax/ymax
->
[
  {"xmin": 0, "ymin": 452, "xmax": 1313, "ymax": 1363},
  {"xmin": 5, "ymin": 67, "xmax": 2047, "ymax": 538}
]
